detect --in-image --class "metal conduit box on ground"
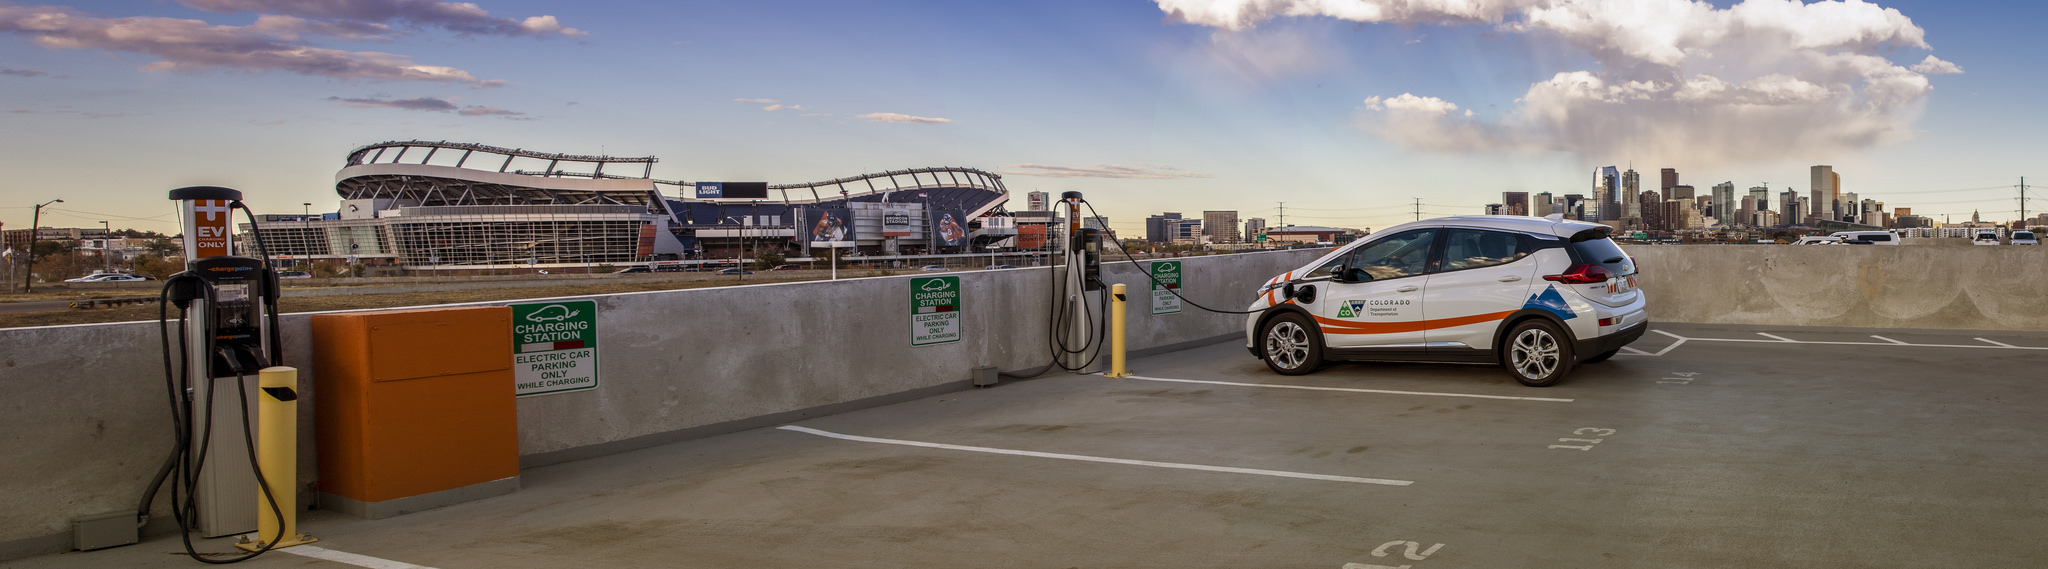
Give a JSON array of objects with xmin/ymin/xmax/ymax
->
[{"xmin": 311, "ymin": 306, "xmax": 520, "ymax": 519}]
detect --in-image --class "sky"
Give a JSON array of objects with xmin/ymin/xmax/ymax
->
[{"xmin": 1, "ymin": 0, "xmax": 2043, "ymax": 236}]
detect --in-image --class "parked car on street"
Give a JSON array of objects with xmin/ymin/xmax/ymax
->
[
  {"xmin": 276, "ymin": 270, "xmax": 314, "ymax": 279},
  {"xmin": 985, "ymin": 264, "xmax": 1016, "ymax": 270},
  {"xmin": 65, "ymin": 272, "xmax": 152, "ymax": 282},
  {"xmin": 1829, "ymin": 230, "xmax": 1900, "ymax": 246},
  {"xmin": 770, "ymin": 264, "xmax": 803, "ymax": 271},
  {"xmin": 1244, "ymin": 214, "xmax": 1646, "ymax": 387},
  {"xmin": 716, "ymin": 268, "xmax": 754, "ymax": 275},
  {"xmin": 920, "ymin": 265, "xmax": 949, "ymax": 271}
]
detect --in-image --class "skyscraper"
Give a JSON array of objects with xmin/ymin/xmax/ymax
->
[
  {"xmin": 1781, "ymin": 189, "xmax": 1802, "ymax": 224},
  {"xmin": 1564, "ymin": 194, "xmax": 1587, "ymax": 221},
  {"xmin": 1244, "ymin": 218, "xmax": 1267, "ymax": 242},
  {"xmin": 1596, "ymin": 166, "xmax": 1621, "ymax": 221},
  {"xmin": 1533, "ymin": 192, "xmax": 1555, "ymax": 217},
  {"xmin": 1749, "ymin": 186, "xmax": 1770, "ymax": 214},
  {"xmin": 1670, "ymin": 185, "xmax": 1695, "ymax": 201},
  {"xmin": 1712, "ymin": 182, "xmax": 1735, "ymax": 223},
  {"xmin": 1660, "ymin": 168, "xmax": 1678, "ymax": 192},
  {"xmin": 1622, "ymin": 168, "xmax": 1641, "ymax": 221},
  {"xmin": 1811, "ymin": 165, "xmax": 1836, "ymax": 221},
  {"xmin": 1641, "ymin": 190, "xmax": 1663, "ymax": 230},
  {"xmin": 1202, "ymin": 211, "xmax": 1240, "ymax": 244}
]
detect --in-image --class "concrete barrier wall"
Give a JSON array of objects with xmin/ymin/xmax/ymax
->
[
  {"xmin": 0, "ymin": 248, "xmax": 1322, "ymax": 558},
  {"xmin": 1626, "ymin": 245, "xmax": 2048, "ymax": 330}
]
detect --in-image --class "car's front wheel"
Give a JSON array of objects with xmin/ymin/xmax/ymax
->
[
  {"xmin": 1501, "ymin": 319, "xmax": 1574, "ymax": 387},
  {"xmin": 1260, "ymin": 312, "xmax": 1323, "ymax": 376}
]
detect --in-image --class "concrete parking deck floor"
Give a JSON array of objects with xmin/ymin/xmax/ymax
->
[{"xmin": 13, "ymin": 323, "xmax": 2048, "ymax": 569}]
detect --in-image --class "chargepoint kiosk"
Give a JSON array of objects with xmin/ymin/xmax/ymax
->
[
  {"xmin": 1061, "ymin": 192, "xmax": 1104, "ymax": 373},
  {"xmin": 171, "ymin": 186, "xmax": 269, "ymax": 537}
]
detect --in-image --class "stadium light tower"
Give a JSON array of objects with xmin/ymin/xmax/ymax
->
[{"xmin": 23, "ymin": 198, "xmax": 62, "ymax": 293}]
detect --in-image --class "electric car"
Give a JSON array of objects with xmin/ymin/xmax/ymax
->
[{"xmin": 1244, "ymin": 215, "xmax": 1648, "ymax": 386}]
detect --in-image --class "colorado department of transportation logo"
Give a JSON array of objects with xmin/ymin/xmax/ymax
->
[
  {"xmin": 910, "ymin": 276, "xmax": 961, "ymax": 346},
  {"xmin": 1336, "ymin": 300, "xmax": 1367, "ymax": 318},
  {"xmin": 511, "ymin": 300, "xmax": 598, "ymax": 397}
]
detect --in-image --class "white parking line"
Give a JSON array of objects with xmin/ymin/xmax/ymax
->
[
  {"xmin": 1622, "ymin": 330, "xmax": 2048, "ymax": 357},
  {"xmin": 1109, "ymin": 374, "xmax": 1574, "ymax": 403},
  {"xmin": 275, "ymin": 545, "xmax": 437, "ymax": 569},
  {"xmin": 1619, "ymin": 346, "xmax": 1652, "ymax": 355},
  {"xmin": 778, "ymin": 425, "xmax": 1414, "ymax": 486}
]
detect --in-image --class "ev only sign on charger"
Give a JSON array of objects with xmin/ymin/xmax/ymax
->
[
  {"xmin": 511, "ymin": 300, "xmax": 598, "ymax": 397},
  {"xmin": 910, "ymin": 276, "xmax": 961, "ymax": 346}
]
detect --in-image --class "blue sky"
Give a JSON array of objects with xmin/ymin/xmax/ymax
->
[{"xmin": 2, "ymin": 0, "xmax": 2042, "ymax": 235}]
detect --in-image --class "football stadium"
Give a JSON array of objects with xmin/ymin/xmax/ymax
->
[{"xmin": 240, "ymin": 140, "xmax": 1026, "ymax": 272}]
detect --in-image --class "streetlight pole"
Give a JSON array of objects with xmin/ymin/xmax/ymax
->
[{"xmin": 23, "ymin": 198, "xmax": 62, "ymax": 294}]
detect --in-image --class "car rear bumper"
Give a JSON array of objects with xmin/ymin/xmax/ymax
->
[{"xmin": 1577, "ymin": 320, "xmax": 1647, "ymax": 358}]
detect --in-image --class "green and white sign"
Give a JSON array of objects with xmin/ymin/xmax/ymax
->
[
  {"xmin": 511, "ymin": 300, "xmax": 598, "ymax": 397},
  {"xmin": 1150, "ymin": 261, "xmax": 1182, "ymax": 315},
  {"xmin": 910, "ymin": 276, "xmax": 962, "ymax": 346}
]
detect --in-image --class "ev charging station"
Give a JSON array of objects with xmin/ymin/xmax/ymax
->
[
  {"xmin": 171, "ymin": 186, "xmax": 272, "ymax": 538},
  {"xmin": 1059, "ymin": 191, "xmax": 1105, "ymax": 373}
]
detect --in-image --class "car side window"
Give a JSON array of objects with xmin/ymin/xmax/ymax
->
[
  {"xmin": 1325, "ymin": 228, "xmax": 1436, "ymax": 281},
  {"xmin": 1440, "ymin": 228, "xmax": 1531, "ymax": 271}
]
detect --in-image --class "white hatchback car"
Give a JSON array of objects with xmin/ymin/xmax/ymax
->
[{"xmin": 1245, "ymin": 215, "xmax": 1648, "ymax": 386}]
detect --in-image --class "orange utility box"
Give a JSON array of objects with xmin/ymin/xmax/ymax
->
[{"xmin": 312, "ymin": 306, "xmax": 519, "ymax": 519}]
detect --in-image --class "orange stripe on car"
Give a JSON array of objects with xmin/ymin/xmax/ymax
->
[{"xmin": 1312, "ymin": 310, "xmax": 1517, "ymax": 335}]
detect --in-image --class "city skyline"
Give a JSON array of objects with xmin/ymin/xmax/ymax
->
[{"xmin": 2, "ymin": 0, "xmax": 2041, "ymax": 237}]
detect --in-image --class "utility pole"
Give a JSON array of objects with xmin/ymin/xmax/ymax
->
[
  {"xmin": 1276, "ymin": 202, "xmax": 1285, "ymax": 228},
  {"xmin": 1413, "ymin": 198, "xmax": 1422, "ymax": 221},
  {"xmin": 23, "ymin": 198, "xmax": 62, "ymax": 294}
]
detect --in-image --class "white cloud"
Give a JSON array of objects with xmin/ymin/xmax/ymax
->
[
  {"xmin": 858, "ymin": 112, "xmax": 952, "ymax": 124},
  {"xmin": 0, "ymin": 4, "xmax": 497, "ymax": 85},
  {"xmin": 734, "ymin": 98, "xmax": 776, "ymax": 103},
  {"xmin": 1161, "ymin": 0, "xmax": 1953, "ymax": 166},
  {"xmin": 178, "ymin": 0, "xmax": 585, "ymax": 39},
  {"xmin": 998, "ymin": 164, "xmax": 1211, "ymax": 179},
  {"xmin": 1910, "ymin": 54, "xmax": 1963, "ymax": 75}
]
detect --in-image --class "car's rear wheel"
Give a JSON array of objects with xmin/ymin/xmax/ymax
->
[
  {"xmin": 1581, "ymin": 348, "xmax": 1620, "ymax": 363},
  {"xmin": 1501, "ymin": 319, "xmax": 1574, "ymax": 387},
  {"xmin": 1260, "ymin": 312, "xmax": 1323, "ymax": 375}
]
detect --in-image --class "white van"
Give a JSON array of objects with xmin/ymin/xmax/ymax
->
[
  {"xmin": 2011, "ymin": 231, "xmax": 2038, "ymax": 245},
  {"xmin": 1974, "ymin": 231, "xmax": 2001, "ymax": 246},
  {"xmin": 1792, "ymin": 236, "xmax": 1844, "ymax": 245},
  {"xmin": 1829, "ymin": 230, "xmax": 1901, "ymax": 246}
]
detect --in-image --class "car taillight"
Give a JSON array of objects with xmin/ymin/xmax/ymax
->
[{"xmin": 1543, "ymin": 264, "xmax": 1612, "ymax": 284}]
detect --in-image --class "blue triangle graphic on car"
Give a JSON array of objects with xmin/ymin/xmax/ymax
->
[{"xmin": 1524, "ymin": 285, "xmax": 1577, "ymax": 320}]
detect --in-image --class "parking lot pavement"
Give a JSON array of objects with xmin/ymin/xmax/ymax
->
[{"xmin": 18, "ymin": 323, "xmax": 2048, "ymax": 569}]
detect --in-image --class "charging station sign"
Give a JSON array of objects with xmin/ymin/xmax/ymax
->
[
  {"xmin": 910, "ymin": 276, "xmax": 961, "ymax": 346},
  {"xmin": 1150, "ymin": 261, "xmax": 1182, "ymax": 315},
  {"xmin": 511, "ymin": 300, "xmax": 598, "ymax": 397},
  {"xmin": 188, "ymin": 199, "xmax": 235, "ymax": 258}
]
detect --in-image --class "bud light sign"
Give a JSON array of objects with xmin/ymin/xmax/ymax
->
[{"xmin": 695, "ymin": 182, "xmax": 723, "ymax": 198}]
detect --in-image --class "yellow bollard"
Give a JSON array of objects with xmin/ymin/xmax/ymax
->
[
  {"xmin": 1107, "ymin": 283, "xmax": 1130, "ymax": 378},
  {"xmin": 237, "ymin": 366, "xmax": 317, "ymax": 552}
]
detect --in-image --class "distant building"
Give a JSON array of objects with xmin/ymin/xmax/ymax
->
[
  {"xmin": 1621, "ymin": 168, "xmax": 1641, "ymax": 220},
  {"xmin": 1660, "ymin": 168, "xmax": 1678, "ymax": 192},
  {"xmin": 1780, "ymin": 189, "xmax": 1802, "ymax": 225},
  {"xmin": 1712, "ymin": 182, "xmax": 1735, "ymax": 222},
  {"xmin": 1027, "ymin": 191, "xmax": 1050, "ymax": 212},
  {"xmin": 1202, "ymin": 211, "xmax": 1241, "ymax": 244},
  {"xmin": 1266, "ymin": 225, "xmax": 1349, "ymax": 244},
  {"xmin": 1502, "ymin": 192, "xmax": 1530, "ymax": 216},
  {"xmin": 1670, "ymin": 185, "xmax": 1696, "ymax": 201},
  {"xmin": 1145, "ymin": 213, "xmax": 1183, "ymax": 243},
  {"xmin": 1244, "ymin": 217, "xmax": 1267, "ymax": 242},
  {"xmin": 1595, "ymin": 167, "xmax": 1621, "ymax": 221},
  {"xmin": 1641, "ymin": 190, "xmax": 1664, "ymax": 230},
  {"xmin": 1485, "ymin": 204, "xmax": 1505, "ymax": 215},
  {"xmin": 1563, "ymin": 194, "xmax": 1587, "ymax": 221},
  {"xmin": 1811, "ymin": 165, "xmax": 1837, "ymax": 221}
]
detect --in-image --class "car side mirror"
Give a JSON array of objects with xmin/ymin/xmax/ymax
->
[{"xmin": 1338, "ymin": 266, "xmax": 1372, "ymax": 283}]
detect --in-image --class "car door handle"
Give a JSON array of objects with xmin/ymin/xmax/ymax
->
[
  {"xmin": 1396, "ymin": 285, "xmax": 1420, "ymax": 293},
  {"xmin": 1498, "ymin": 276, "xmax": 1523, "ymax": 282}
]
